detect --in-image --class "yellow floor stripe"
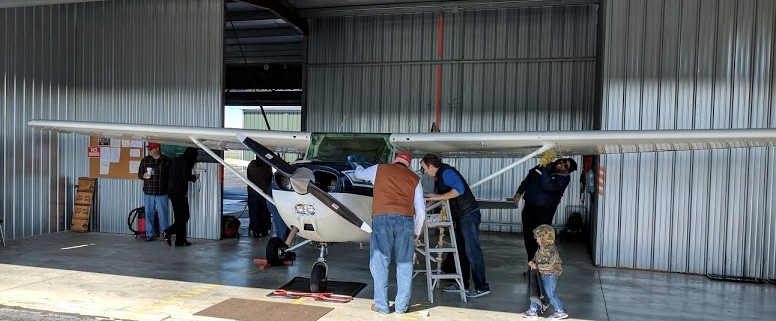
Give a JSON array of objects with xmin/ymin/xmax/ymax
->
[{"xmin": 130, "ymin": 284, "xmax": 221, "ymax": 314}]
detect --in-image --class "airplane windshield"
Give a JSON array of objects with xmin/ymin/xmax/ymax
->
[{"xmin": 306, "ymin": 133, "xmax": 393, "ymax": 164}]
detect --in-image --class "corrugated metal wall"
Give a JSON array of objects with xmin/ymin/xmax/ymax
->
[
  {"xmin": 242, "ymin": 107, "xmax": 303, "ymax": 161},
  {"xmin": 306, "ymin": 5, "xmax": 599, "ymax": 232},
  {"xmin": 598, "ymin": 0, "xmax": 776, "ymax": 278},
  {"xmin": 0, "ymin": 0, "xmax": 224, "ymax": 240}
]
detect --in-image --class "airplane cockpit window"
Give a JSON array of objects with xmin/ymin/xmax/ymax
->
[
  {"xmin": 312, "ymin": 171, "xmax": 338, "ymax": 192},
  {"xmin": 306, "ymin": 133, "xmax": 392, "ymax": 164}
]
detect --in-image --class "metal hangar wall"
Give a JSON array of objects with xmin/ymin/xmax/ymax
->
[
  {"xmin": 597, "ymin": 0, "xmax": 776, "ymax": 278},
  {"xmin": 0, "ymin": 0, "xmax": 224, "ymax": 240},
  {"xmin": 304, "ymin": 4, "xmax": 600, "ymax": 233}
]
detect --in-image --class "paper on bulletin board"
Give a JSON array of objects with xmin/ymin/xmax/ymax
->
[
  {"xmin": 110, "ymin": 139, "xmax": 121, "ymax": 148},
  {"xmin": 130, "ymin": 140, "xmax": 143, "ymax": 148},
  {"xmin": 129, "ymin": 148, "xmax": 141, "ymax": 158},
  {"xmin": 110, "ymin": 148, "xmax": 120, "ymax": 163},
  {"xmin": 100, "ymin": 147, "xmax": 110, "ymax": 162},
  {"xmin": 129, "ymin": 160, "xmax": 140, "ymax": 173},
  {"xmin": 121, "ymin": 139, "xmax": 131, "ymax": 147},
  {"xmin": 99, "ymin": 160, "xmax": 110, "ymax": 175}
]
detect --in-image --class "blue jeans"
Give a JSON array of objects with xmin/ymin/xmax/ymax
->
[
  {"xmin": 459, "ymin": 209, "xmax": 489, "ymax": 291},
  {"xmin": 143, "ymin": 194, "xmax": 169, "ymax": 237},
  {"xmin": 370, "ymin": 215, "xmax": 414, "ymax": 314},
  {"xmin": 267, "ymin": 200, "xmax": 287, "ymax": 240},
  {"xmin": 530, "ymin": 275, "xmax": 563, "ymax": 312}
]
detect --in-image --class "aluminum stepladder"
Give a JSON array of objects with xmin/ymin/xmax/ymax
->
[{"xmin": 413, "ymin": 200, "xmax": 467, "ymax": 303}]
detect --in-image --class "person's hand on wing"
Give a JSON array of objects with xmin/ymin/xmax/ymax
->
[{"xmin": 513, "ymin": 193, "xmax": 522, "ymax": 204}]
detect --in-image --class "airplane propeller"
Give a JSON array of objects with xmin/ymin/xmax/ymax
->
[{"xmin": 236, "ymin": 134, "xmax": 372, "ymax": 233}]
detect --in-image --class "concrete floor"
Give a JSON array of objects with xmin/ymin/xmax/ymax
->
[{"xmin": 0, "ymin": 228, "xmax": 773, "ymax": 321}]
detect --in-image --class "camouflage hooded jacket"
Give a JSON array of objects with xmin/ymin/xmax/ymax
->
[{"xmin": 532, "ymin": 224, "xmax": 563, "ymax": 276}]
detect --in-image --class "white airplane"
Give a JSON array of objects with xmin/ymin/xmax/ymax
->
[{"xmin": 28, "ymin": 119, "xmax": 776, "ymax": 292}]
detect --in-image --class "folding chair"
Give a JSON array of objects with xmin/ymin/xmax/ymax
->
[{"xmin": 0, "ymin": 218, "xmax": 5, "ymax": 247}]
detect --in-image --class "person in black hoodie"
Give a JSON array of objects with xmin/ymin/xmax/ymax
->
[
  {"xmin": 246, "ymin": 157, "xmax": 273, "ymax": 237},
  {"xmin": 163, "ymin": 147, "xmax": 199, "ymax": 246},
  {"xmin": 513, "ymin": 158, "xmax": 577, "ymax": 262}
]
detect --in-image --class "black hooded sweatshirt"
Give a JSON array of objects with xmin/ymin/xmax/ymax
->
[{"xmin": 168, "ymin": 148, "xmax": 198, "ymax": 195}]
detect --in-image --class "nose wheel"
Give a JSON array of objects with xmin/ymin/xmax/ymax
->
[
  {"xmin": 309, "ymin": 242, "xmax": 329, "ymax": 292},
  {"xmin": 310, "ymin": 262, "xmax": 328, "ymax": 292}
]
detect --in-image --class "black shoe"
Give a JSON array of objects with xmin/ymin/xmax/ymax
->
[
  {"xmin": 162, "ymin": 232, "xmax": 171, "ymax": 246},
  {"xmin": 145, "ymin": 237, "xmax": 154, "ymax": 242},
  {"xmin": 176, "ymin": 241, "xmax": 192, "ymax": 246},
  {"xmin": 284, "ymin": 251, "xmax": 296, "ymax": 261}
]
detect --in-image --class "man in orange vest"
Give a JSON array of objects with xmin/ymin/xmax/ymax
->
[{"xmin": 353, "ymin": 151, "xmax": 425, "ymax": 314}]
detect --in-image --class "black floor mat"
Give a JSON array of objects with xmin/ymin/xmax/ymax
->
[
  {"xmin": 272, "ymin": 276, "xmax": 366, "ymax": 297},
  {"xmin": 706, "ymin": 274, "xmax": 764, "ymax": 284}
]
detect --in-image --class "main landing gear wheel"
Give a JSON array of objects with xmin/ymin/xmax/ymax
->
[
  {"xmin": 266, "ymin": 237, "xmax": 288, "ymax": 266},
  {"xmin": 310, "ymin": 262, "xmax": 328, "ymax": 292}
]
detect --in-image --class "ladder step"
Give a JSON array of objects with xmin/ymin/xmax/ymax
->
[
  {"xmin": 430, "ymin": 273, "xmax": 464, "ymax": 279},
  {"xmin": 422, "ymin": 200, "xmax": 467, "ymax": 304},
  {"xmin": 426, "ymin": 222, "xmax": 453, "ymax": 227}
]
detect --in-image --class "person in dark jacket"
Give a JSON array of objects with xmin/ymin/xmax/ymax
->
[
  {"xmin": 513, "ymin": 158, "xmax": 577, "ymax": 262},
  {"xmin": 163, "ymin": 147, "xmax": 199, "ymax": 246},
  {"xmin": 421, "ymin": 154, "xmax": 491, "ymax": 299},
  {"xmin": 247, "ymin": 157, "xmax": 273, "ymax": 237}
]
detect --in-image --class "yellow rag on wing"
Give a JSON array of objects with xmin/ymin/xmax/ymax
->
[{"xmin": 539, "ymin": 150, "xmax": 556, "ymax": 167}]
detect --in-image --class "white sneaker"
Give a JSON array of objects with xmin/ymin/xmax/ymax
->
[
  {"xmin": 550, "ymin": 311, "xmax": 569, "ymax": 320},
  {"xmin": 465, "ymin": 289, "xmax": 491, "ymax": 298},
  {"xmin": 521, "ymin": 309, "xmax": 538, "ymax": 319}
]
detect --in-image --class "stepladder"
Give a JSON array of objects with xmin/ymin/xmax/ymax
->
[{"xmin": 413, "ymin": 200, "xmax": 467, "ymax": 303}]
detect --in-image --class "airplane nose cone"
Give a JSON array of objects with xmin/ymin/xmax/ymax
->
[{"xmin": 290, "ymin": 167, "xmax": 315, "ymax": 194}]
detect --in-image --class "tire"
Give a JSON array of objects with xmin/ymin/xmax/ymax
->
[
  {"xmin": 266, "ymin": 237, "xmax": 287, "ymax": 266},
  {"xmin": 310, "ymin": 263, "xmax": 327, "ymax": 293}
]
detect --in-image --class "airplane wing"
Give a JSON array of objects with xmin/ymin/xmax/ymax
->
[
  {"xmin": 389, "ymin": 129, "xmax": 776, "ymax": 158},
  {"xmin": 28, "ymin": 119, "xmax": 311, "ymax": 154},
  {"xmin": 29, "ymin": 120, "xmax": 776, "ymax": 211},
  {"xmin": 29, "ymin": 120, "xmax": 776, "ymax": 158}
]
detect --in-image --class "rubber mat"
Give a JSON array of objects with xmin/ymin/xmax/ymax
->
[
  {"xmin": 273, "ymin": 276, "xmax": 366, "ymax": 297},
  {"xmin": 194, "ymin": 298, "xmax": 332, "ymax": 321}
]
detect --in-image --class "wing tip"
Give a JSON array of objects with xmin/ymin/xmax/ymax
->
[{"xmin": 361, "ymin": 222, "xmax": 372, "ymax": 233}]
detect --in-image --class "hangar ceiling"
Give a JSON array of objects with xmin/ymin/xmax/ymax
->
[{"xmin": 224, "ymin": 0, "xmax": 597, "ymax": 106}]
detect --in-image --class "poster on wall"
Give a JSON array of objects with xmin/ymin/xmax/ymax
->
[{"xmin": 87, "ymin": 147, "xmax": 101, "ymax": 158}]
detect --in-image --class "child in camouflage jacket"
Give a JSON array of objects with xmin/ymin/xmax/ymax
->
[{"xmin": 522, "ymin": 224, "xmax": 568, "ymax": 320}]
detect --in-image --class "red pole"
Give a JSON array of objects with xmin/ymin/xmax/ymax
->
[{"xmin": 435, "ymin": 14, "xmax": 444, "ymax": 129}]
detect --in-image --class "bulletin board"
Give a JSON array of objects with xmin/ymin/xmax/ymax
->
[{"xmin": 88, "ymin": 136, "xmax": 147, "ymax": 179}]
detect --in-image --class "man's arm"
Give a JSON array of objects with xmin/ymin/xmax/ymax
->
[
  {"xmin": 426, "ymin": 170, "xmax": 464, "ymax": 201},
  {"xmin": 513, "ymin": 166, "xmax": 542, "ymax": 203},
  {"xmin": 412, "ymin": 182, "xmax": 425, "ymax": 239},
  {"xmin": 353, "ymin": 164, "xmax": 378, "ymax": 183},
  {"xmin": 137, "ymin": 158, "xmax": 148, "ymax": 180},
  {"xmin": 516, "ymin": 166, "xmax": 542, "ymax": 194}
]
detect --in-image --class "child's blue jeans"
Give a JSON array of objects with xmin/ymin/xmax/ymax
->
[{"xmin": 530, "ymin": 274, "xmax": 564, "ymax": 312}]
